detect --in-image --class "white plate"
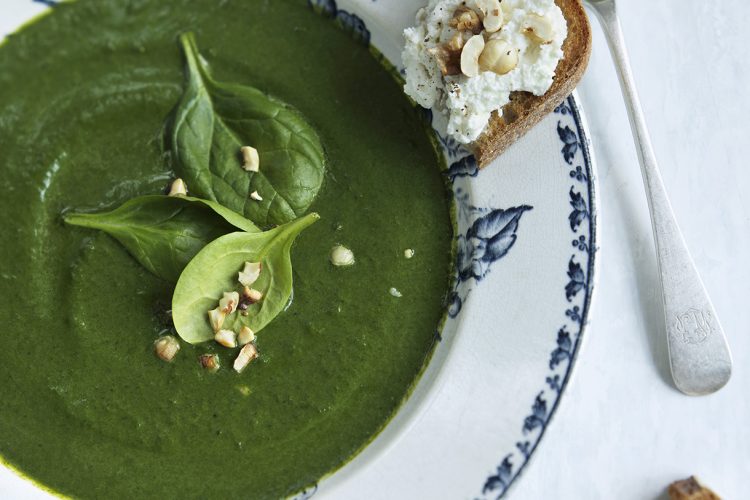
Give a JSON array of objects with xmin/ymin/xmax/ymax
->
[{"xmin": 0, "ymin": 1, "xmax": 598, "ymax": 498}]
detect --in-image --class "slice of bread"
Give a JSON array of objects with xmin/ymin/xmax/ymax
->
[{"xmin": 471, "ymin": 0, "xmax": 592, "ymax": 166}]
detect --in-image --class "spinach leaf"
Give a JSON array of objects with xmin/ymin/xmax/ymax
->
[
  {"xmin": 172, "ymin": 212, "xmax": 319, "ymax": 344},
  {"xmin": 63, "ymin": 195, "xmax": 259, "ymax": 283},
  {"xmin": 166, "ymin": 32, "xmax": 326, "ymax": 228}
]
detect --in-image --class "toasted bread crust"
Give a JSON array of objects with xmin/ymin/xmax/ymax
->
[{"xmin": 471, "ymin": 0, "xmax": 592, "ymax": 166}]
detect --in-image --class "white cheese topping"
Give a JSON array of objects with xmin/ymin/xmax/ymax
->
[{"xmin": 402, "ymin": 0, "xmax": 567, "ymax": 144}]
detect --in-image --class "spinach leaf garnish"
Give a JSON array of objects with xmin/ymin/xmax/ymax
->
[
  {"xmin": 63, "ymin": 195, "xmax": 259, "ymax": 283},
  {"xmin": 166, "ymin": 32, "xmax": 326, "ymax": 227},
  {"xmin": 172, "ymin": 212, "xmax": 319, "ymax": 344}
]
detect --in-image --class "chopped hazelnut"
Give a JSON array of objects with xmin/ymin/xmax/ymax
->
[
  {"xmin": 238, "ymin": 326, "xmax": 256, "ymax": 346},
  {"xmin": 234, "ymin": 343, "xmax": 259, "ymax": 373},
  {"xmin": 523, "ymin": 14, "xmax": 555, "ymax": 44},
  {"xmin": 219, "ymin": 291, "xmax": 240, "ymax": 315},
  {"xmin": 238, "ymin": 261, "xmax": 262, "ymax": 287},
  {"xmin": 215, "ymin": 329, "xmax": 237, "ymax": 348},
  {"xmin": 242, "ymin": 286, "xmax": 264, "ymax": 303},
  {"xmin": 460, "ymin": 34, "xmax": 485, "ymax": 77},
  {"xmin": 479, "ymin": 39, "xmax": 519, "ymax": 75},
  {"xmin": 154, "ymin": 335, "xmax": 180, "ymax": 362},
  {"xmin": 168, "ymin": 178, "xmax": 187, "ymax": 197},
  {"xmin": 330, "ymin": 245, "xmax": 355, "ymax": 267},
  {"xmin": 240, "ymin": 146, "xmax": 260, "ymax": 172},
  {"xmin": 199, "ymin": 353, "xmax": 221, "ymax": 372},
  {"xmin": 449, "ymin": 6, "xmax": 482, "ymax": 34},
  {"xmin": 477, "ymin": 0, "xmax": 504, "ymax": 33},
  {"xmin": 208, "ymin": 307, "xmax": 226, "ymax": 333}
]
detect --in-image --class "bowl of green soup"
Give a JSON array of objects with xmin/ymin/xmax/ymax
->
[{"xmin": 0, "ymin": 0, "xmax": 598, "ymax": 498}]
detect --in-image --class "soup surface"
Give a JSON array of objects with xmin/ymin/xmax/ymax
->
[{"xmin": 0, "ymin": 1, "xmax": 454, "ymax": 497}]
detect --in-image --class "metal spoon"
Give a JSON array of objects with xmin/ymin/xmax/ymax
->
[{"xmin": 584, "ymin": 0, "xmax": 732, "ymax": 395}]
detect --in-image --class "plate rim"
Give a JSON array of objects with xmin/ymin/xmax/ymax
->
[{"xmin": 491, "ymin": 90, "xmax": 600, "ymax": 498}]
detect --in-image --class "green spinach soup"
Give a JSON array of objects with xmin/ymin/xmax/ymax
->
[{"xmin": 0, "ymin": 1, "xmax": 454, "ymax": 498}]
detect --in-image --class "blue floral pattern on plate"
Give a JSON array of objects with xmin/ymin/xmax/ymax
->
[
  {"xmin": 448, "ymin": 198, "xmax": 533, "ymax": 318},
  {"xmin": 479, "ymin": 96, "xmax": 596, "ymax": 500}
]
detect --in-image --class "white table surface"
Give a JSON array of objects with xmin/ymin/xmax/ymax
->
[
  {"xmin": 513, "ymin": 1, "xmax": 750, "ymax": 498},
  {"xmin": 1, "ymin": 1, "xmax": 747, "ymax": 499}
]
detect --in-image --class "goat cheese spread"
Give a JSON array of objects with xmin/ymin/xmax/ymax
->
[{"xmin": 403, "ymin": 0, "xmax": 567, "ymax": 144}]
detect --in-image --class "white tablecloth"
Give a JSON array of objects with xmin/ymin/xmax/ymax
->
[{"xmin": 513, "ymin": 1, "xmax": 750, "ymax": 498}]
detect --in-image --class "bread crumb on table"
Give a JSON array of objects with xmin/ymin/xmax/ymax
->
[{"xmin": 667, "ymin": 476, "xmax": 721, "ymax": 500}]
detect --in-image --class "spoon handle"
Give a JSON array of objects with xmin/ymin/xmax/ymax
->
[{"xmin": 587, "ymin": 0, "xmax": 732, "ymax": 395}]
